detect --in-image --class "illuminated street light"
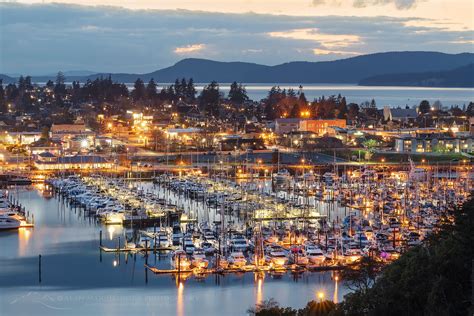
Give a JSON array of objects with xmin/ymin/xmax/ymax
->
[{"xmin": 317, "ymin": 291, "xmax": 324, "ymax": 301}]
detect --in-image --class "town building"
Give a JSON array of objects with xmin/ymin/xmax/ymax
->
[
  {"xmin": 383, "ymin": 106, "xmax": 418, "ymax": 123},
  {"xmin": 299, "ymin": 119, "xmax": 347, "ymax": 136},
  {"xmin": 274, "ymin": 118, "xmax": 301, "ymax": 134},
  {"xmin": 395, "ymin": 133, "xmax": 473, "ymax": 153},
  {"xmin": 34, "ymin": 154, "xmax": 114, "ymax": 170}
]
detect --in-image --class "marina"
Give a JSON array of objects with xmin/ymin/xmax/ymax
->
[{"xmin": 9, "ymin": 158, "xmax": 468, "ymax": 279}]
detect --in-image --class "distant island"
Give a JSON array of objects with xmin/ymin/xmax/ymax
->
[
  {"xmin": 2, "ymin": 51, "xmax": 474, "ymax": 87},
  {"xmin": 359, "ymin": 63, "xmax": 474, "ymax": 88}
]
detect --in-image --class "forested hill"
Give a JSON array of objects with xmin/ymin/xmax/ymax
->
[
  {"xmin": 2, "ymin": 51, "xmax": 474, "ymax": 87},
  {"xmin": 359, "ymin": 63, "xmax": 474, "ymax": 87}
]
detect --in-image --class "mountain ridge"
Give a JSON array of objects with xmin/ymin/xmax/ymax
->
[{"xmin": 1, "ymin": 51, "xmax": 473, "ymax": 87}]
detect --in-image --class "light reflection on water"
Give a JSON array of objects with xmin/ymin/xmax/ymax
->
[{"xmin": 0, "ymin": 186, "xmax": 348, "ymax": 315}]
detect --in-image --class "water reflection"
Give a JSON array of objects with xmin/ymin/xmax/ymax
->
[
  {"xmin": 177, "ymin": 281, "xmax": 184, "ymax": 316},
  {"xmin": 17, "ymin": 227, "xmax": 32, "ymax": 257}
]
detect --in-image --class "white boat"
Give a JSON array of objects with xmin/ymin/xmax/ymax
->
[
  {"xmin": 228, "ymin": 252, "xmax": 247, "ymax": 268},
  {"xmin": 228, "ymin": 235, "xmax": 249, "ymax": 252},
  {"xmin": 170, "ymin": 250, "xmax": 192, "ymax": 271},
  {"xmin": 304, "ymin": 245, "xmax": 326, "ymax": 265},
  {"xmin": 288, "ymin": 246, "xmax": 309, "ymax": 265},
  {"xmin": 183, "ymin": 238, "xmax": 196, "ymax": 254},
  {"xmin": 191, "ymin": 249, "xmax": 209, "ymax": 269},
  {"xmin": 0, "ymin": 217, "xmax": 21, "ymax": 230},
  {"xmin": 273, "ymin": 169, "xmax": 291, "ymax": 185},
  {"xmin": 265, "ymin": 244, "xmax": 288, "ymax": 267}
]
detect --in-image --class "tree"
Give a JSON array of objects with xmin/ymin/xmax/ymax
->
[
  {"xmin": 186, "ymin": 78, "xmax": 196, "ymax": 101},
  {"xmin": 131, "ymin": 78, "xmax": 146, "ymax": 101},
  {"xmin": 0, "ymin": 80, "xmax": 5, "ymax": 113},
  {"xmin": 347, "ymin": 103, "xmax": 359, "ymax": 121},
  {"xmin": 199, "ymin": 81, "xmax": 221, "ymax": 117},
  {"xmin": 298, "ymin": 300, "xmax": 340, "ymax": 316},
  {"xmin": 54, "ymin": 71, "xmax": 66, "ymax": 95},
  {"xmin": 289, "ymin": 102, "xmax": 301, "ymax": 118},
  {"xmin": 248, "ymin": 298, "xmax": 296, "ymax": 316},
  {"xmin": 146, "ymin": 78, "xmax": 158, "ymax": 100},
  {"xmin": 466, "ymin": 102, "xmax": 474, "ymax": 117},
  {"xmin": 419, "ymin": 100, "xmax": 430, "ymax": 114},
  {"xmin": 228, "ymin": 81, "xmax": 249, "ymax": 104}
]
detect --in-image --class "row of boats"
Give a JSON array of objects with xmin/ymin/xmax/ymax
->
[{"xmin": 0, "ymin": 193, "xmax": 30, "ymax": 230}]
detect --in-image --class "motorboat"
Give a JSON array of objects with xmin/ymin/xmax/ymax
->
[
  {"xmin": 288, "ymin": 246, "xmax": 309, "ymax": 265},
  {"xmin": 183, "ymin": 238, "xmax": 196, "ymax": 254},
  {"xmin": 0, "ymin": 217, "xmax": 21, "ymax": 230},
  {"xmin": 304, "ymin": 244, "xmax": 326, "ymax": 265},
  {"xmin": 170, "ymin": 250, "xmax": 192, "ymax": 271},
  {"xmin": 191, "ymin": 249, "xmax": 209, "ymax": 269},
  {"xmin": 265, "ymin": 244, "xmax": 288, "ymax": 267},
  {"xmin": 228, "ymin": 234, "xmax": 249, "ymax": 252},
  {"xmin": 228, "ymin": 252, "xmax": 247, "ymax": 268}
]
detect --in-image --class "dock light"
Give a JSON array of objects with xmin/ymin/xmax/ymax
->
[
  {"xmin": 381, "ymin": 158, "xmax": 385, "ymax": 163},
  {"xmin": 334, "ymin": 276, "xmax": 339, "ymax": 281},
  {"xmin": 113, "ymin": 260, "xmax": 118, "ymax": 267},
  {"xmin": 81, "ymin": 139, "xmax": 89, "ymax": 148}
]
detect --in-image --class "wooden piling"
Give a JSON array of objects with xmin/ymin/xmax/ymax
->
[{"xmin": 38, "ymin": 254, "xmax": 42, "ymax": 283}]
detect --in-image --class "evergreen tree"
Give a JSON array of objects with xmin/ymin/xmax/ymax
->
[
  {"xmin": 228, "ymin": 81, "xmax": 249, "ymax": 104},
  {"xmin": 146, "ymin": 78, "xmax": 158, "ymax": 100},
  {"xmin": 54, "ymin": 71, "xmax": 66, "ymax": 96},
  {"xmin": 289, "ymin": 102, "xmax": 301, "ymax": 118},
  {"xmin": 131, "ymin": 78, "xmax": 146, "ymax": 101},
  {"xmin": 419, "ymin": 100, "xmax": 431, "ymax": 114},
  {"xmin": 199, "ymin": 81, "xmax": 221, "ymax": 117},
  {"xmin": 0, "ymin": 80, "xmax": 5, "ymax": 113},
  {"xmin": 186, "ymin": 78, "xmax": 196, "ymax": 101}
]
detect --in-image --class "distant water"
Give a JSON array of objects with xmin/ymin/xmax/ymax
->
[
  {"xmin": 49, "ymin": 82, "xmax": 473, "ymax": 108},
  {"xmin": 140, "ymin": 83, "xmax": 474, "ymax": 108}
]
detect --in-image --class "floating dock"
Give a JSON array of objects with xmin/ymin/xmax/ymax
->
[{"xmin": 144, "ymin": 263, "xmax": 344, "ymax": 275}]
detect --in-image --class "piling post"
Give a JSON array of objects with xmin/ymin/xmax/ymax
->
[
  {"xmin": 99, "ymin": 230, "xmax": 103, "ymax": 247},
  {"xmin": 38, "ymin": 254, "xmax": 42, "ymax": 283},
  {"xmin": 118, "ymin": 236, "xmax": 121, "ymax": 251},
  {"xmin": 145, "ymin": 239, "xmax": 148, "ymax": 265}
]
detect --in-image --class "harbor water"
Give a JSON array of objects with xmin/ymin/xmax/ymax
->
[{"xmin": 0, "ymin": 185, "xmax": 348, "ymax": 316}]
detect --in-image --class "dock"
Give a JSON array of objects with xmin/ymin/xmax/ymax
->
[
  {"xmin": 144, "ymin": 263, "xmax": 345, "ymax": 275},
  {"xmin": 99, "ymin": 245, "xmax": 175, "ymax": 252}
]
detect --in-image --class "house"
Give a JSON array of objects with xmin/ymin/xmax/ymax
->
[
  {"xmin": 275, "ymin": 118, "xmax": 301, "ymax": 134},
  {"xmin": 34, "ymin": 155, "xmax": 114, "ymax": 170},
  {"xmin": 383, "ymin": 107, "xmax": 418, "ymax": 123}
]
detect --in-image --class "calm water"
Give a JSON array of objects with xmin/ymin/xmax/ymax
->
[
  {"xmin": 136, "ymin": 83, "xmax": 474, "ymax": 107},
  {"xmin": 0, "ymin": 185, "xmax": 347, "ymax": 316}
]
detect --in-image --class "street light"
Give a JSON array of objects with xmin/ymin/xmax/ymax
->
[{"xmin": 317, "ymin": 291, "xmax": 324, "ymax": 301}]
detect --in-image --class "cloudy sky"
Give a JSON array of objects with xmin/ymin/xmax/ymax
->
[{"xmin": 0, "ymin": 0, "xmax": 473, "ymax": 75}]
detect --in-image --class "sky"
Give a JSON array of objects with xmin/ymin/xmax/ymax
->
[{"xmin": 0, "ymin": 0, "xmax": 473, "ymax": 75}]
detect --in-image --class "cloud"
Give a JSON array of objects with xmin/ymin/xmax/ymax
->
[
  {"xmin": 353, "ymin": 0, "xmax": 422, "ymax": 10},
  {"xmin": 268, "ymin": 28, "xmax": 360, "ymax": 49},
  {"xmin": 313, "ymin": 48, "xmax": 360, "ymax": 55},
  {"xmin": 0, "ymin": 3, "xmax": 472, "ymax": 74},
  {"xmin": 312, "ymin": 0, "xmax": 423, "ymax": 10},
  {"xmin": 174, "ymin": 44, "xmax": 206, "ymax": 54}
]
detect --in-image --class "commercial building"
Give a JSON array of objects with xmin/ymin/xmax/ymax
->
[
  {"xmin": 395, "ymin": 133, "xmax": 473, "ymax": 153},
  {"xmin": 34, "ymin": 154, "xmax": 114, "ymax": 170},
  {"xmin": 299, "ymin": 119, "xmax": 347, "ymax": 136}
]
